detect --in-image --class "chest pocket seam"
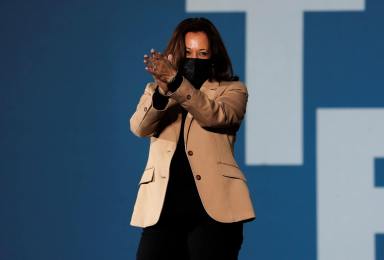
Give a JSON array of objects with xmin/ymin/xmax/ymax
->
[
  {"xmin": 138, "ymin": 167, "xmax": 155, "ymax": 185},
  {"xmin": 217, "ymin": 161, "xmax": 247, "ymax": 181}
]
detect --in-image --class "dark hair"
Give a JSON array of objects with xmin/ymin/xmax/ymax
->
[{"xmin": 164, "ymin": 17, "xmax": 238, "ymax": 82}]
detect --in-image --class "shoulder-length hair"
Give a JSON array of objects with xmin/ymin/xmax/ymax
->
[{"xmin": 164, "ymin": 17, "xmax": 238, "ymax": 82}]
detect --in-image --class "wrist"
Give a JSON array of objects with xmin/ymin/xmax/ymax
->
[
  {"xmin": 167, "ymin": 71, "xmax": 183, "ymax": 93},
  {"xmin": 157, "ymin": 86, "xmax": 167, "ymax": 95},
  {"xmin": 166, "ymin": 70, "xmax": 178, "ymax": 84}
]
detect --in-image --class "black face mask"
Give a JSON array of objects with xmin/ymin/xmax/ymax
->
[{"xmin": 181, "ymin": 58, "xmax": 212, "ymax": 88}]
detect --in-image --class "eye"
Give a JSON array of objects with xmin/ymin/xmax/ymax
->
[{"xmin": 199, "ymin": 51, "xmax": 209, "ymax": 57}]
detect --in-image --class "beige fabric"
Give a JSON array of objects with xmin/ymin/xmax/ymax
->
[{"xmin": 129, "ymin": 77, "xmax": 256, "ymax": 228}]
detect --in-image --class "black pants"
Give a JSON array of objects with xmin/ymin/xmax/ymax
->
[{"xmin": 136, "ymin": 213, "xmax": 244, "ymax": 260}]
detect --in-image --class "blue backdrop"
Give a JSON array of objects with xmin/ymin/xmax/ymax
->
[{"xmin": 1, "ymin": 0, "xmax": 383, "ymax": 259}]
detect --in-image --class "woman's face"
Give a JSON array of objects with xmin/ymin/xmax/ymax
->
[{"xmin": 185, "ymin": 31, "xmax": 211, "ymax": 59}]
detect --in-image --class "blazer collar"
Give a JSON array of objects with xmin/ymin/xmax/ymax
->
[{"xmin": 200, "ymin": 79, "xmax": 220, "ymax": 92}]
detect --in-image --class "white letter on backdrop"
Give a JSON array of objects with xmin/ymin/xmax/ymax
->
[{"xmin": 186, "ymin": 0, "xmax": 365, "ymax": 165}]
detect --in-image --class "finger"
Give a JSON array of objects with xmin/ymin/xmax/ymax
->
[
  {"xmin": 150, "ymin": 49, "xmax": 156, "ymax": 58},
  {"xmin": 145, "ymin": 54, "xmax": 157, "ymax": 65},
  {"xmin": 147, "ymin": 57, "xmax": 158, "ymax": 69},
  {"xmin": 149, "ymin": 55, "xmax": 165, "ymax": 69},
  {"xmin": 151, "ymin": 49, "xmax": 164, "ymax": 60},
  {"xmin": 145, "ymin": 65, "xmax": 156, "ymax": 75},
  {"xmin": 146, "ymin": 60, "xmax": 156, "ymax": 69},
  {"xmin": 145, "ymin": 62, "xmax": 159, "ymax": 76},
  {"xmin": 144, "ymin": 59, "xmax": 154, "ymax": 70},
  {"xmin": 155, "ymin": 51, "xmax": 162, "ymax": 58},
  {"xmin": 144, "ymin": 54, "xmax": 150, "ymax": 64}
]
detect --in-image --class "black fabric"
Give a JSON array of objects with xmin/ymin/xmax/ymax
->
[
  {"xmin": 152, "ymin": 87, "xmax": 170, "ymax": 110},
  {"xmin": 167, "ymin": 70, "xmax": 183, "ymax": 92},
  {"xmin": 181, "ymin": 58, "xmax": 212, "ymax": 88},
  {"xmin": 136, "ymin": 214, "xmax": 243, "ymax": 260},
  {"xmin": 159, "ymin": 107, "xmax": 206, "ymax": 222}
]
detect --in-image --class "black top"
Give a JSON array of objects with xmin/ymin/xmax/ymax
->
[
  {"xmin": 160, "ymin": 107, "xmax": 206, "ymax": 222},
  {"xmin": 152, "ymin": 74, "xmax": 207, "ymax": 223}
]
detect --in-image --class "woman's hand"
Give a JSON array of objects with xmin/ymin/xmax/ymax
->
[{"xmin": 144, "ymin": 49, "xmax": 177, "ymax": 94}]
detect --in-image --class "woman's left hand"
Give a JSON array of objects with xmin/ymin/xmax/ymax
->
[{"xmin": 144, "ymin": 49, "xmax": 177, "ymax": 84}]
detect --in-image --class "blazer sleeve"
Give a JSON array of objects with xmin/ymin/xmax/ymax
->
[
  {"xmin": 129, "ymin": 82, "xmax": 175, "ymax": 137},
  {"xmin": 166, "ymin": 77, "xmax": 248, "ymax": 128}
]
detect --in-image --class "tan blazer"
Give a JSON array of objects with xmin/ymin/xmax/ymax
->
[{"xmin": 129, "ymin": 77, "xmax": 256, "ymax": 227}]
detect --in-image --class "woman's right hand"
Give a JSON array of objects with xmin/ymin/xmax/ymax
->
[{"xmin": 144, "ymin": 49, "xmax": 176, "ymax": 95}]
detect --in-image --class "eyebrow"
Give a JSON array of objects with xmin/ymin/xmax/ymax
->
[{"xmin": 186, "ymin": 47, "xmax": 209, "ymax": 51}]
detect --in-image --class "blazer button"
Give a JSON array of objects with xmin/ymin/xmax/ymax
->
[
  {"xmin": 187, "ymin": 150, "xmax": 193, "ymax": 156},
  {"xmin": 186, "ymin": 94, "xmax": 191, "ymax": 100},
  {"xmin": 195, "ymin": 175, "xmax": 201, "ymax": 180},
  {"xmin": 144, "ymin": 107, "xmax": 148, "ymax": 112}
]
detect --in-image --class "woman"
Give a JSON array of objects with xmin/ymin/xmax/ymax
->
[{"xmin": 130, "ymin": 17, "xmax": 256, "ymax": 260}]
